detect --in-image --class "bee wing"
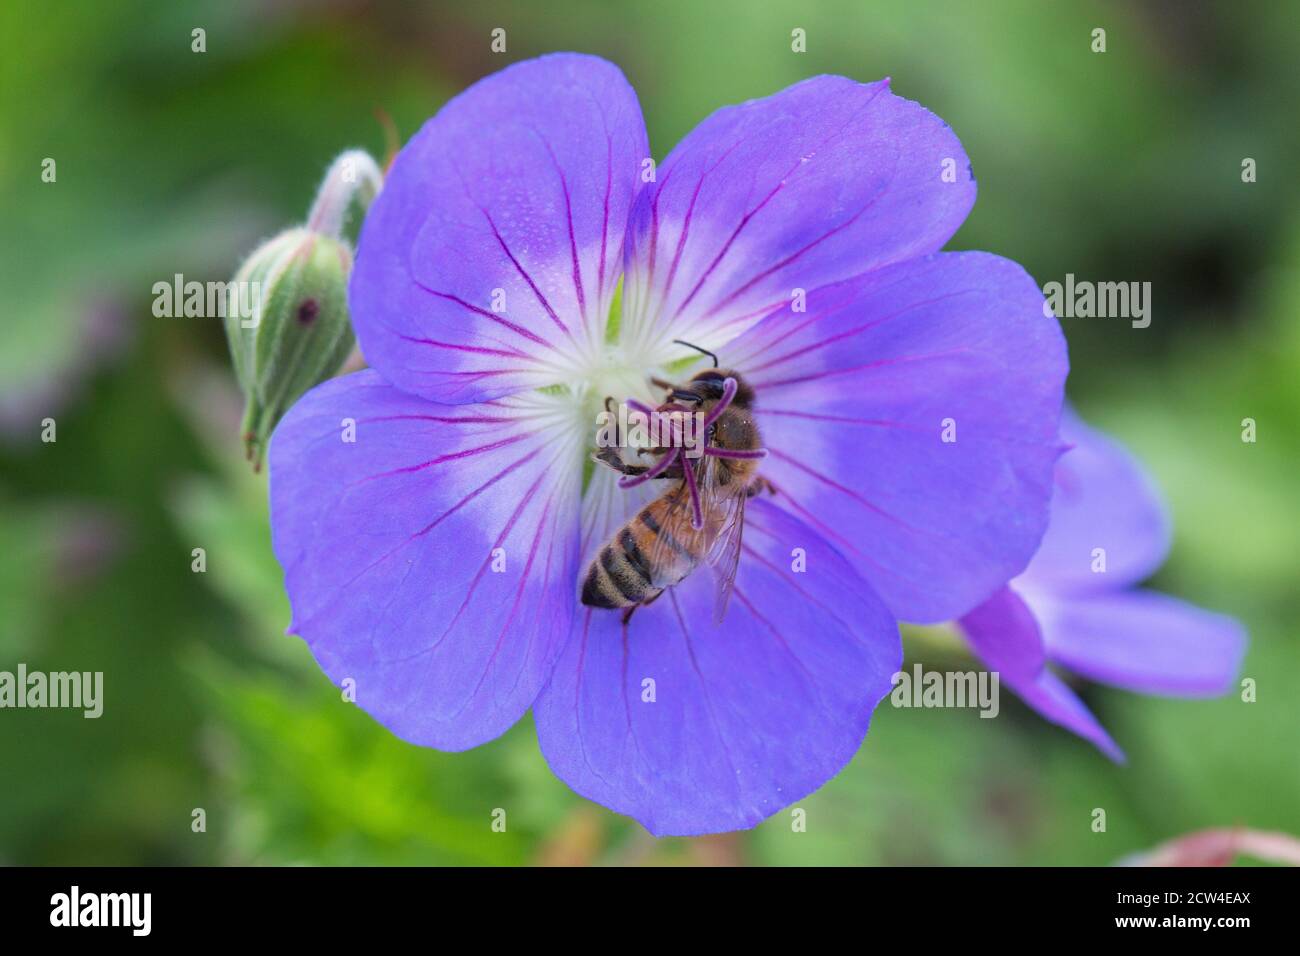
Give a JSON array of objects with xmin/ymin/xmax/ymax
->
[
  {"xmin": 704, "ymin": 482, "xmax": 746, "ymax": 625},
  {"xmin": 684, "ymin": 453, "xmax": 747, "ymax": 625}
]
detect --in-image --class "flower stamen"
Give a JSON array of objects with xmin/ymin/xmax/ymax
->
[
  {"xmin": 617, "ymin": 445, "xmax": 681, "ymax": 489},
  {"xmin": 680, "ymin": 449, "xmax": 705, "ymax": 529}
]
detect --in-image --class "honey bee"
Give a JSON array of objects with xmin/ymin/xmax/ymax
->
[{"xmin": 581, "ymin": 341, "xmax": 772, "ymax": 625}]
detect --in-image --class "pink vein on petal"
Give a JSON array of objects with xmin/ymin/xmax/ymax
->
[
  {"xmin": 701, "ymin": 189, "xmax": 888, "ymax": 320},
  {"xmin": 671, "ymin": 150, "xmax": 788, "ymax": 319},
  {"xmin": 411, "ymin": 280, "xmax": 557, "ymax": 351},
  {"xmin": 350, "ymin": 432, "xmax": 531, "ymax": 487},
  {"xmin": 757, "ymin": 347, "xmax": 974, "ymax": 390},
  {"xmin": 456, "ymin": 494, "xmax": 557, "ymax": 712},
  {"xmin": 477, "ymin": 203, "xmax": 576, "ymax": 344},
  {"xmin": 599, "ymin": 130, "xmax": 612, "ymax": 299},
  {"xmin": 397, "ymin": 334, "xmax": 538, "ymax": 361},
  {"xmin": 525, "ymin": 123, "xmax": 588, "ymax": 325},
  {"xmin": 747, "ymin": 292, "xmax": 968, "ymax": 374},
  {"xmin": 572, "ymin": 608, "xmax": 618, "ymax": 791},
  {"xmin": 658, "ymin": 142, "xmax": 740, "ymax": 319},
  {"xmin": 669, "ymin": 83, "xmax": 888, "ymax": 322},
  {"xmin": 358, "ymin": 413, "xmax": 517, "ymax": 426},
  {"xmin": 293, "ymin": 446, "xmax": 545, "ymax": 637},
  {"xmin": 767, "ymin": 447, "xmax": 930, "ymax": 536},
  {"xmin": 730, "ymin": 586, "xmax": 817, "ymax": 687},
  {"xmin": 418, "ymin": 463, "xmax": 552, "ymax": 661},
  {"xmin": 667, "ymin": 590, "xmax": 743, "ymax": 804}
]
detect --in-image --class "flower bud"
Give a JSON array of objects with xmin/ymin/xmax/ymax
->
[{"xmin": 225, "ymin": 227, "xmax": 354, "ymax": 469}]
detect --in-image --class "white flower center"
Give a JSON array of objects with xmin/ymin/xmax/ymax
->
[{"xmin": 521, "ymin": 318, "xmax": 708, "ymax": 497}]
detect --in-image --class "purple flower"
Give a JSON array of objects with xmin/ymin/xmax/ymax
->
[
  {"xmin": 959, "ymin": 409, "xmax": 1246, "ymax": 761},
  {"xmin": 269, "ymin": 54, "xmax": 1067, "ymax": 835}
]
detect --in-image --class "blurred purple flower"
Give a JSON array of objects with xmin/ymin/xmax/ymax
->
[
  {"xmin": 0, "ymin": 299, "xmax": 130, "ymax": 445},
  {"xmin": 959, "ymin": 410, "xmax": 1246, "ymax": 761},
  {"xmin": 269, "ymin": 54, "xmax": 1067, "ymax": 834}
]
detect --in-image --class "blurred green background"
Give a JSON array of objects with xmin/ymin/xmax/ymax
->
[{"xmin": 1, "ymin": 0, "xmax": 1296, "ymax": 865}]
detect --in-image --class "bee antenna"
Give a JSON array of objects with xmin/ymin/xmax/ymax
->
[{"xmin": 672, "ymin": 339, "xmax": 719, "ymax": 368}]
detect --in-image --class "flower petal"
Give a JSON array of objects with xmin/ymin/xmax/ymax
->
[
  {"xmin": 533, "ymin": 497, "xmax": 901, "ymax": 836},
  {"xmin": 727, "ymin": 252, "xmax": 1067, "ymax": 623},
  {"xmin": 960, "ymin": 586, "xmax": 1124, "ymax": 762},
  {"xmin": 620, "ymin": 75, "xmax": 976, "ymax": 357},
  {"xmin": 1018, "ymin": 408, "xmax": 1171, "ymax": 595},
  {"xmin": 956, "ymin": 585, "xmax": 1045, "ymax": 680},
  {"xmin": 269, "ymin": 370, "xmax": 583, "ymax": 750},
  {"xmin": 1031, "ymin": 590, "xmax": 1246, "ymax": 696},
  {"xmin": 350, "ymin": 53, "xmax": 649, "ymax": 403}
]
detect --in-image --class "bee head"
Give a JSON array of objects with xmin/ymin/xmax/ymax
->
[
  {"xmin": 685, "ymin": 368, "xmax": 754, "ymax": 409},
  {"xmin": 666, "ymin": 339, "xmax": 754, "ymax": 409}
]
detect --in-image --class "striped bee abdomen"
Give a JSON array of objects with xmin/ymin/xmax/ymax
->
[
  {"xmin": 581, "ymin": 534, "xmax": 654, "ymax": 609},
  {"xmin": 580, "ymin": 560, "xmax": 626, "ymax": 609},
  {"xmin": 580, "ymin": 501, "xmax": 699, "ymax": 611}
]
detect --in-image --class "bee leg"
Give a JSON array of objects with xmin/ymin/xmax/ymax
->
[
  {"xmin": 621, "ymin": 588, "xmax": 664, "ymax": 625},
  {"xmin": 592, "ymin": 447, "xmax": 637, "ymax": 474},
  {"xmin": 593, "ymin": 448, "xmax": 684, "ymax": 480},
  {"xmin": 635, "ymin": 447, "xmax": 685, "ymax": 478},
  {"xmin": 648, "ymin": 456, "xmax": 685, "ymax": 480},
  {"xmin": 592, "ymin": 448, "xmax": 657, "ymax": 477}
]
